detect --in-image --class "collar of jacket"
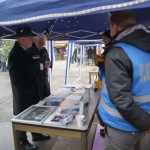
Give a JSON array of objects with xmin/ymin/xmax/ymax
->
[{"xmin": 112, "ymin": 24, "xmax": 148, "ymax": 43}]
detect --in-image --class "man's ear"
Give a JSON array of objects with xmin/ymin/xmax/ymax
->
[{"xmin": 113, "ymin": 23, "xmax": 119, "ymax": 35}]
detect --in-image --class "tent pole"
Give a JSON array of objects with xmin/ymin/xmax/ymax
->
[
  {"xmin": 46, "ymin": 40, "xmax": 54, "ymax": 94},
  {"xmin": 65, "ymin": 42, "xmax": 71, "ymax": 84}
]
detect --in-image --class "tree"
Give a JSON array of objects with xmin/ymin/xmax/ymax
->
[{"xmin": 2, "ymin": 40, "xmax": 14, "ymax": 57}]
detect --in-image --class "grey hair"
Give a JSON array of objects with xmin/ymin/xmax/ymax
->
[{"xmin": 34, "ymin": 33, "xmax": 47, "ymax": 41}]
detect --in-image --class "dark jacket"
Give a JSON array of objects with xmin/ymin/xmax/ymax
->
[
  {"xmin": 29, "ymin": 44, "xmax": 51, "ymax": 100},
  {"xmin": 105, "ymin": 25, "xmax": 150, "ymax": 131},
  {"xmin": 8, "ymin": 41, "xmax": 40, "ymax": 115},
  {"xmin": 87, "ymin": 48, "xmax": 93, "ymax": 59}
]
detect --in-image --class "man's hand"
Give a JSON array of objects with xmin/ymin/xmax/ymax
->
[{"xmin": 44, "ymin": 61, "xmax": 51, "ymax": 68}]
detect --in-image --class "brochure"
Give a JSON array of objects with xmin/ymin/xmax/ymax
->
[
  {"xmin": 44, "ymin": 101, "xmax": 61, "ymax": 106},
  {"xmin": 51, "ymin": 115, "xmax": 64, "ymax": 122},
  {"xmin": 60, "ymin": 108, "xmax": 79, "ymax": 114},
  {"xmin": 12, "ymin": 105, "xmax": 57, "ymax": 124}
]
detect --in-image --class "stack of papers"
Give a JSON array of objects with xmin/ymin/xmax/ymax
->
[
  {"xmin": 72, "ymin": 90, "xmax": 85, "ymax": 96},
  {"xmin": 65, "ymin": 95, "xmax": 83, "ymax": 101}
]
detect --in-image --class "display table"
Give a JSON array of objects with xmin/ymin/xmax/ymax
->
[{"xmin": 12, "ymin": 88, "xmax": 99, "ymax": 150}]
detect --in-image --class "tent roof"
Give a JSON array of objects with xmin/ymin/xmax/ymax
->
[
  {"xmin": 0, "ymin": 0, "xmax": 150, "ymax": 40},
  {"xmin": 0, "ymin": 0, "xmax": 149, "ymax": 25}
]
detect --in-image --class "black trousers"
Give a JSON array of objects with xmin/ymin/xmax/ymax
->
[
  {"xmin": 19, "ymin": 131, "xmax": 28, "ymax": 144},
  {"xmin": 19, "ymin": 131, "xmax": 42, "ymax": 143}
]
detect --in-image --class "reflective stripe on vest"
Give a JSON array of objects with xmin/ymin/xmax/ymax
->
[
  {"xmin": 101, "ymin": 96, "xmax": 150, "ymax": 118},
  {"xmin": 103, "ymin": 82, "xmax": 150, "ymax": 103},
  {"xmin": 102, "ymin": 83, "xmax": 108, "ymax": 94},
  {"xmin": 101, "ymin": 97, "xmax": 123, "ymax": 118}
]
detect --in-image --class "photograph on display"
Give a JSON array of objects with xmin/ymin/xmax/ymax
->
[
  {"xmin": 51, "ymin": 115, "xmax": 64, "ymax": 122},
  {"xmin": 36, "ymin": 95, "xmax": 64, "ymax": 106},
  {"xmin": 47, "ymin": 95, "xmax": 65, "ymax": 101},
  {"xmin": 60, "ymin": 108, "xmax": 79, "ymax": 115},
  {"xmin": 60, "ymin": 109, "xmax": 70, "ymax": 114},
  {"xmin": 44, "ymin": 101, "xmax": 61, "ymax": 106},
  {"xmin": 15, "ymin": 106, "xmax": 56, "ymax": 122}
]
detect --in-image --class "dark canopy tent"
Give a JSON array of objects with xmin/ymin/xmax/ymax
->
[
  {"xmin": 0, "ymin": 0, "xmax": 150, "ymax": 84},
  {"xmin": 0, "ymin": 0, "xmax": 150, "ymax": 40}
]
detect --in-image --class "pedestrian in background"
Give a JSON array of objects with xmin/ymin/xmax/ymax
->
[
  {"xmin": 0, "ymin": 52, "xmax": 7, "ymax": 72},
  {"xmin": 87, "ymin": 47, "xmax": 94, "ymax": 65}
]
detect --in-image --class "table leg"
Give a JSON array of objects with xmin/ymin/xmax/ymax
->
[
  {"xmin": 81, "ymin": 132, "xmax": 88, "ymax": 150},
  {"xmin": 12, "ymin": 123, "xmax": 20, "ymax": 150},
  {"xmin": 89, "ymin": 74, "xmax": 91, "ymax": 84}
]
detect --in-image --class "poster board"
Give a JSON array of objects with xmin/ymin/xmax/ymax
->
[{"xmin": 12, "ymin": 105, "xmax": 57, "ymax": 125}]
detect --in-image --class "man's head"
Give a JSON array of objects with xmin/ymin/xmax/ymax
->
[
  {"xmin": 110, "ymin": 10, "xmax": 136, "ymax": 37},
  {"xmin": 16, "ymin": 27, "xmax": 36, "ymax": 49},
  {"xmin": 102, "ymin": 30, "xmax": 111, "ymax": 46},
  {"xmin": 34, "ymin": 33, "xmax": 47, "ymax": 50}
]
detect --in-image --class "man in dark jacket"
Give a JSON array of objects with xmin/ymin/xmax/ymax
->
[
  {"xmin": 95, "ymin": 30, "xmax": 112, "ymax": 137},
  {"xmin": 99, "ymin": 10, "xmax": 150, "ymax": 150},
  {"xmin": 30, "ymin": 33, "xmax": 52, "ymax": 100},
  {"xmin": 8, "ymin": 27, "xmax": 46, "ymax": 150},
  {"xmin": 87, "ymin": 47, "xmax": 94, "ymax": 65}
]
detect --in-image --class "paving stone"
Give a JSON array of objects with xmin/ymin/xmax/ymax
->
[{"xmin": 1, "ymin": 60, "xmax": 149, "ymax": 150}]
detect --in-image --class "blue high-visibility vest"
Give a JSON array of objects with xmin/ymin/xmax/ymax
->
[{"xmin": 99, "ymin": 43, "xmax": 150, "ymax": 132}]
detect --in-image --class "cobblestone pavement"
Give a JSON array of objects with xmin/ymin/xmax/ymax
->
[{"xmin": 0, "ymin": 60, "xmax": 149, "ymax": 150}]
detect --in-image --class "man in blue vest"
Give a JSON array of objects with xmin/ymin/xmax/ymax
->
[{"xmin": 98, "ymin": 10, "xmax": 150, "ymax": 150}]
